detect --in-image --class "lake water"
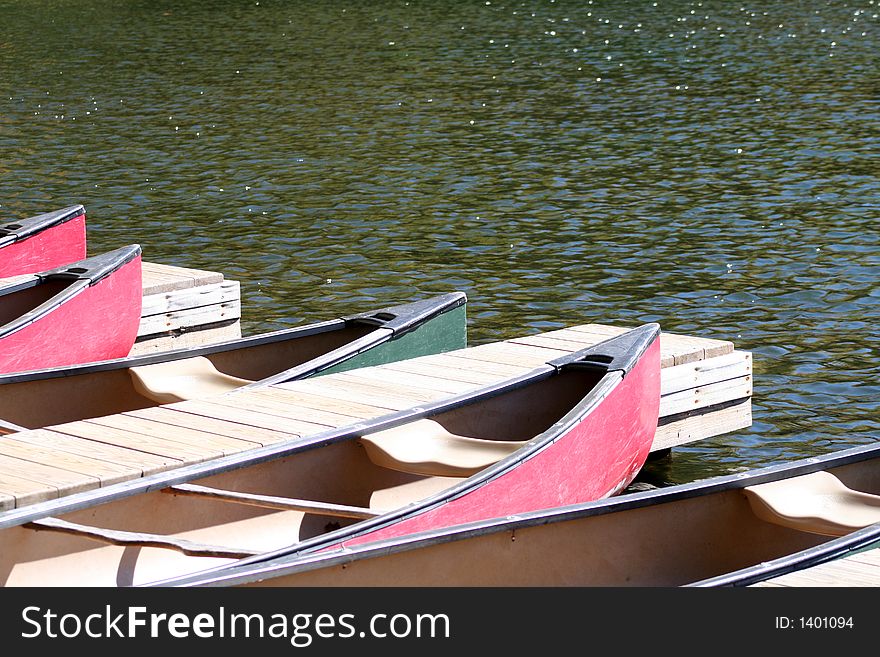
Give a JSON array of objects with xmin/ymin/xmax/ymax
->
[{"xmin": 0, "ymin": 0, "xmax": 877, "ymax": 484}]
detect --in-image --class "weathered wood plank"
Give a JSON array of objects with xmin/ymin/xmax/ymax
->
[
  {"xmin": 49, "ymin": 421, "xmax": 202, "ymax": 463},
  {"xmin": 141, "ymin": 280, "xmax": 240, "ymax": 316},
  {"xmin": 660, "ymin": 351, "xmax": 751, "ymax": 396},
  {"xmin": 379, "ymin": 352, "xmax": 533, "ymax": 381},
  {"xmin": 6, "ymin": 429, "xmax": 179, "ymax": 476},
  {"xmin": 653, "ymin": 399, "xmax": 752, "ymax": 452},
  {"xmin": 453, "ymin": 341, "xmax": 564, "ymax": 368},
  {"xmin": 141, "ymin": 262, "xmax": 224, "ymax": 294},
  {"xmin": 229, "ymin": 388, "xmax": 375, "ymax": 426},
  {"xmin": 660, "ymin": 377, "xmax": 753, "ymax": 416},
  {"xmin": 329, "ymin": 368, "xmax": 480, "ymax": 397},
  {"xmin": 131, "ymin": 322, "xmax": 242, "ymax": 355},
  {"xmin": 0, "ymin": 436, "xmax": 137, "ymax": 486},
  {"xmin": 165, "ymin": 399, "xmax": 327, "ymax": 436},
  {"xmin": 0, "ymin": 470, "xmax": 60, "ymax": 509},
  {"xmin": 123, "ymin": 406, "xmax": 296, "ymax": 447},
  {"xmin": 0, "ymin": 453, "xmax": 101, "ymax": 499},
  {"xmin": 260, "ymin": 385, "xmax": 399, "ymax": 419},
  {"xmin": 86, "ymin": 414, "xmax": 259, "ymax": 457},
  {"xmin": 277, "ymin": 377, "xmax": 435, "ymax": 412},
  {"xmin": 752, "ymin": 549, "xmax": 880, "ymax": 587},
  {"xmin": 137, "ymin": 298, "xmax": 241, "ymax": 337}
]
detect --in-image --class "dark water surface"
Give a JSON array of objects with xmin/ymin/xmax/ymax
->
[{"xmin": 0, "ymin": 0, "xmax": 877, "ymax": 484}]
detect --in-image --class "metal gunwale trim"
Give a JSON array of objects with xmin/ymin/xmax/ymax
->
[
  {"xmin": 0, "ymin": 292, "xmax": 462, "ymax": 385},
  {"xmin": 344, "ymin": 291, "xmax": 467, "ymax": 337},
  {"xmin": 0, "ymin": 246, "xmax": 140, "ymax": 341},
  {"xmin": 241, "ymin": 292, "xmax": 467, "ymax": 389},
  {"xmin": 0, "ymin": 316, "xmax": 347, "ymax": 384},
  {"xmin": 38, "ymin": 244, "xmax": 141, "ymax": 287},
  {"xmin": 0, "ymin": 205, "xmax": 85, "ymax": 246}
]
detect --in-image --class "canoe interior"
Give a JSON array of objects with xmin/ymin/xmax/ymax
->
[
  {"xmin": 0, "ymin": 323, "xmax": 376, "ymax": 429},
  {"xmin": 0, "ymin": 280, "xmax": 71, "ymax": 328},
  {"xmin": 232, "ymin": 456, "xmax": 880, "ymax": 587},
  {"xmin": 0, "ymin": 368, "xmax": 603, "ymax": 586}
]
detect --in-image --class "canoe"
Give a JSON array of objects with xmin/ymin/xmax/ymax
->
[
  {"xmin": 0, "ymin": 291, "xmax": 467, "ymax": 432},
  {"xmin": 0, "ymin": 244, "xmax": 142, "ymax": 375},
  {"xmin": 172, "ymin": 440, "xmax": 880, "ymax": 588},
  {"xmin": 0, "ymin": 322, "xmax": 660, "ymax": 586},
  {"xmin": 0, "ymin": 205, "xmax": 87, "ymax": 277}
]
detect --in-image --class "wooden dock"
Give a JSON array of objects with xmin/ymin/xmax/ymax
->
[
  {"xmin": 134, "ymin": 262, "xmax": 241, "ymax": 354},
  {"xmin": 0, "ymin": 323, "xmax": 751, "ymax": 511},
  {"xmin": 751, "ymin": 548, "xmax": 880, "ymax": 586}
]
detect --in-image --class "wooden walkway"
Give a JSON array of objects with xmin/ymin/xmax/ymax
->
[
  {"xmin": 0, "ymin": 324, "xmax": 751, "ymax": 511},
  {"xmin": 751, "ymin": 548, "xmax": 880, "ymax": 587}
]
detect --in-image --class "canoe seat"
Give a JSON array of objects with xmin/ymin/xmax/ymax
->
[
  {"xmin": 128, "ymin": 356, "xmax": 252, "ymax": 404},
  {"xmin": 358, "ymin": 419, "xmax": 526, "ymax": 478},
  {"xmin": 744, "ymin": 471, "xmax": 880, "ymax": 537}
]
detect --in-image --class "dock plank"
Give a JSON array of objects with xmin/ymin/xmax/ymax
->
[
  {"xmin": 7, "ymin": 429, "xmax": 179, "ymax": 477},
  {"xmin": 752, "ymin": 549, "xmax": 880, "ymax": 587},
  {"xmin": 50, "ymin": 421, "xmax": 204, "ymax": 463},
  {"xmin": 165, "ymin": 399, "xmax": 331, "ymax": 436},
  {"xmin": 124, "ymin": 406, "xmax": 298, "ymax": 447},
  {"xmin": 0, "ymin": 470, "xmax": 61, "ymax": 509},
  {"xmin": 0, "ymin": 435, "xmax": 137, "ymax": 486},
  {"xmin": 194, "ymin": 392, "xmax": 364, "ymax": 429},
  {"xmin": 0, "ymin": 453, "xmax": 101, "ymax": 500},
  {"xmin": 328, "ymin": 368, "xmax": 480, "ymax": 397},
  {"xmin": 86, "ymin": 414, "xmax": 263, "ymax": 457},
  {"xmin": 141, "ymin": 262, "xmax": 224, "ymax": 295}
]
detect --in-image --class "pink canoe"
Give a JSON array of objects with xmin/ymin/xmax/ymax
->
[
  {"xmin": 0, "ymin": 323, "xmax": 660, "ymax": 586},
  {"xmin": 0, "ymin": 244, "xmax": 142, "ymax": 373},
  {"xmin": 0, "ymin": 205, "xmax": 87, "ymax": 277}
]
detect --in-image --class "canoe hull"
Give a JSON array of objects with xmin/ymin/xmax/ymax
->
[
  {"xmin": 218, "ymin": 443, "xmax": 880, "ymax": 588},
  {"xmin": 319, "ymin": 303, "xmax": 467, "ymax": 376},
  {"xmin": 342, "ymin": 333, "xmax": 661, "ymax": 547},
  {"xmin": 0, "ymin": 209, "xmax": 87, "ymax": 278},
  {"xmin": 0, "ymin": 251, "xmax": 142, "ymax": 373}
]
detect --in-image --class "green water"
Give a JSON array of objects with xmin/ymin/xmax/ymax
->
[{"xmin": 0, "ymin": 0, "xmax": 877, "ymax": 483}]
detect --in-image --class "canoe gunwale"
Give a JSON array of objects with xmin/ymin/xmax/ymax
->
[
  {"xmin": 0, "ymin": 245, "xmax": 141, "ymax": 341},
  {"xmin": 0, "ymin": 292, "xmax": 465, "ymax": 385},
  {"xmin": 173, "ymin": 441, "xmax": 880, "ymax": 587},
  {"xmin": 0, "ymin": 205, "xmax": 85, "ymax": 247},
  {"xmin": 241, "ymin": 291, "xmax": 466, "ymax": 387},
  {"xmin": 38, "ymin": 244, "xmax": 141, "ymax": 287}
]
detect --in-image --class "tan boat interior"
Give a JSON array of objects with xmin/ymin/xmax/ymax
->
[
  {"xmin": 743, "ymin": 470, "xmax": 880, "ymax": 537},
  {"xmin": 0, "ymin": 322, "xmax": 376, "ymax": 430},
  {"xmin": 0, "ymin": 368, "xmax": 602, "ymax": 587},
  {"xmin": 359, "ymin": 419, "xmax": 529, "ymax": 477},
  {"xmin": 128, "ymin": 356, "xmax": 253, "ymax": 404},
  {"xmin": 238, "ymin": 457, "xmax": 880, "ymax": 587}
]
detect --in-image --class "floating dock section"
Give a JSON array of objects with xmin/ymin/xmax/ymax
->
[{"xmin": 0, "ymin": 312, "xmax": 751, "ymax": 510}]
